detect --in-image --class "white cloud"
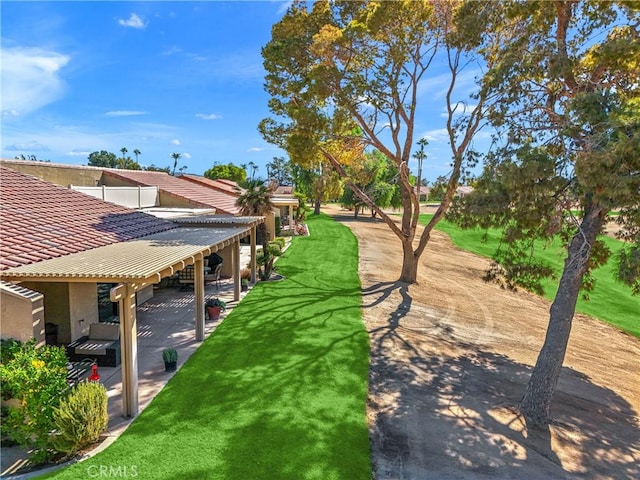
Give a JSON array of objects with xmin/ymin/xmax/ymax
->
[
  {"xmin": 118, "ymin": 13, "xmax": 147, "ymax": 29},
  {"xmin": 439, "ymin": 102, "xmax": 478, "ymax": 118},
  {"xmin": 420, "ymin": 128, "xmax": 449, "ymax": 143},
  {"xmin": 162, "ymin": 46, "xmax": 182, "ymax": 56},
  {"xmin": 248, "ymin": 147, "xmax": 265, "ymax": 152},
  {"xmin": 4, "ymin": 140, "xmax": 50, "ymax": 152},
  {"xmin": 182, "ymin": 152, "xmax": 192, "ymax": 159},
  {"xmin": 1, "ymin": 47, "xmax": 69, "ymax": 116},
  {"xmin": 171, "ymin": 139, "xmax": 181, "ymax": 146},
  {"xmin": 275, "ymin": 1, "xmax": 293, "ymax": 15},
  {"xmin": 67, "ymin": 150, "xmax": 91, "ymax": 157},
  {"xmin": 105, "ymin": 110, "xmax": 147, "ymax": 117},
  {"xmin": 196, "ymin": 113, "xmax": 221, "ymax": 120}
]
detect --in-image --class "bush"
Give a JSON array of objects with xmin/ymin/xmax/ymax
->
[
  {"xmin": 52, "ymin": 381, "xmax": 108, "ymax": 454},
  {"xmin": 273, "ymin": 237, "xmax": 286, "ymax": 249},
  {"xmin": 0, "ymin": 340, "xmax": 69, "ymax": 463},
  {"xmin": 267, "ymin": 241, "xmax": 282, "ymax": 256}
]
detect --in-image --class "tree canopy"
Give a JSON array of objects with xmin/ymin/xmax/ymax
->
[
  {"xmin": 261, "ymin": 0, "xmax": 495, "ymax": 282},
  {"xmin": 204, "ymin": 163, "xmax": 247, "ymax": 183},
  {"xmin": 449, "ymin": 0, "xmax": 640, "ymax": 427}
]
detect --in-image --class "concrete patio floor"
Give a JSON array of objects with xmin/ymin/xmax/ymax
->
[{"xmin": 1, "ymin": 248, "xmax": 253, "ymax": 478}]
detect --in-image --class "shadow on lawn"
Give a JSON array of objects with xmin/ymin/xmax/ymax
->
[
  {"xmin": 363, "ymin": 281, "xmax": 640, "ymax": 480},
  {"xmin": 107, "ymin": 267, "xmax": 370, "ymax": 480}
]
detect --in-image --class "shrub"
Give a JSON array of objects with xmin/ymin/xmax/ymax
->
[
  {"xmin": 52, "ymin": 381, "xmax": 108, "ymax": 454},
  {"xmin": 0, "ymin": 340, "xmax": 69, "ymax": 463},
  {"xmin": 257, "ymin": 252, "xmax": 276, "ymax": 281},
  {"xmin": 0, "ymin": 338, "xmax": 22, "ymax": 366},
  {"xmin": 267, "ymin": 241, "xmax": 282, "ymax": 256},
  {"xmin": 273, "ymin": 237, "xmax": 286, "ymax": 249}
]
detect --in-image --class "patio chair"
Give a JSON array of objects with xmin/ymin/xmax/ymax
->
[
  {"xmin": 206, "ymin": 263, "xmax": 223, "ymax": 289},
  {"xmin": 178, "ymin": 265, "xmax": 195, "ymax": 290},
  {"xmin": 66, "ymin": 322, "xmax": 121, "ymax": 367}
]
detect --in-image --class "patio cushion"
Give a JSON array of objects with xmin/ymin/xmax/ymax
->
[
  {"xmin": 74, "ymin": 339, "xmax": 114, "ymax": 357},
  {"xmin": 89, "ymin": 322, "xmax": 120, "ymax": 341}
]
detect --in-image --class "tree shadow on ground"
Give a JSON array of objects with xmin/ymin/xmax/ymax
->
[{"xmin": 363, "ymin": 281, "xmax": 640, "ymax": 480}]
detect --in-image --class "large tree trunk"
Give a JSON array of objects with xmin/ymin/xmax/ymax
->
[
  {"xmin": 314, "ymin": 199, "xmax": 321, "ymax": 215},
  {"xmin": 520, "ymin": 208, "xmax": 605, "ymax": 427},
  {"xmin": 399, "ymin": 238, "xmax": 418, "ymax": 283}
]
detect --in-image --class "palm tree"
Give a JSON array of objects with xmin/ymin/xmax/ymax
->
[
  {"xmin": 133, "ymin": 149, "xmax": 141, "ymax": 162},
  {"xmin": 120, "ymin": 147, "xmax": 128, "ymax": 160},
  {"xmin": 236, "ymin": 179, "xmax": 274, "ymax": 253},
  {"xmin": 170, "ymin": 152, "xmax": 181, "ymax": 176}
]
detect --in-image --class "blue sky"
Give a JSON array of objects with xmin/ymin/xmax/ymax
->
[{"xmin": 1, "ymin": 1, "xmax": 487, "ymax": 181}]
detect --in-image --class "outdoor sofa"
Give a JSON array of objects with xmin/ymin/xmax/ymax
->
[{"xmin": 66, "ymin": 322, "xmax": 121, "ymax": 367}]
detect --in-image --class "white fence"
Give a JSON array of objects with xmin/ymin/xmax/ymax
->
[{"xmin": 71, "ymin": 185, "xmax": 159, "ymax": 209}]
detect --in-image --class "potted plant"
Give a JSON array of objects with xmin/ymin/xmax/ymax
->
[
  {"xmin": 205, "ymin": 297, "xmax": 226, "ymax": 320},
  {"xmin": 162, "ymin": 347, "xmax": 178, "ymax": 372},
  {"xmin": 240, "ymin": 268, "xmax": 251, "ymax": 292}
]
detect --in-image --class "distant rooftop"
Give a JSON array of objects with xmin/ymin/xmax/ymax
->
[
  {"xmin": 179, "ymin": 174, "xmax": 244, "ymax": 196},
  {"xmin": 103, "ymin": 170, "xmax": 241, "ymax": 215},
  {"xmin": 0, "ymin": 167, "xmax": 177, "ymax": 271}
]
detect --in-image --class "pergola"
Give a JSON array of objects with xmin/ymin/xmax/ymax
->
[
  {"xmin": 0, "ymin": 219, "xmax": 263, "ymax": 417},
  {"xmin": 271, "ymin": 196, "xmax": 299, "ymax": 228}
]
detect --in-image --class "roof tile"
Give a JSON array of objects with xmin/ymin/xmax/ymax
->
[{"xmin": 0, "ymin": 167, "xmax": 177, "ymax": 271}]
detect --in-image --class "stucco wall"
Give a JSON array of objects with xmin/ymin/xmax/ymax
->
[
  {"xmin": 0, "ymin": 288, "xmax": 45, "ymax": 345},
  {"xmin": 69, "ymin": 283, "xmax": 99, "ymax": 340},
  {"xmin": 21, "ymin": 283, "xmax": 71, "ymax": 343},
  {"xmin": 0, "ymin": 160, "xmax": 103, "ymax": 187},
  {"xmin": 157, "ymin": 191, "xmax": 200, "ymax": 208}
]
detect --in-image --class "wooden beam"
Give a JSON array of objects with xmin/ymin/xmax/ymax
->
[
  {"xmin": 194, "ymin": 257, "xmax": 205, "ymax": 342},
  {"xmin": 250, "ymin": 226, "xmax": 257, "ymax": 283},
  {"xmin": 113, "ymin": 283, "xmax": 139, "ymax": 418},
  {"xmin": 233, "ymin": 240, "xmax": 240, "ymax": 302}
]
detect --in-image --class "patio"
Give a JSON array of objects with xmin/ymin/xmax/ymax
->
[{"xmin": 1, "ymin": 248, "xmax": 252, "ymax": 477}]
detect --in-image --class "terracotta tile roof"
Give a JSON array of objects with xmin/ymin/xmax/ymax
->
[
  {"xmin": 274, "ymin": 185, "xmax": 294, "ymax": 195},
  {"xmin": 0, "ymin": 167, "xmax": 177, "ymax": 271},
  {"xmin": 179, "ymin": 174, "xmax": 244, "ymax": 197},
  {"xmin": 103, "ymin": 170, "xmax": 241, "ymax": 215}
]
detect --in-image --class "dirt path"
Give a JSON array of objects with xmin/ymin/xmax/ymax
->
[{"xmin": 324, "ymin": 204, "xmax": 640, "ymax": 480}]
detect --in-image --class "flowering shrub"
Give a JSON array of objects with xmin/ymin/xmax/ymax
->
[
  {"xmin": 0, "ymin": 339, "xmax": 69, "ymax": 463},
  {"xmin": 295, "ymin": 223, "xmax": 309, "ymax": 236}
]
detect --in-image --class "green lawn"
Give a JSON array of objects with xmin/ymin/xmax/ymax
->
[
  {"xmin": 42, "ymin": 214, "xmax": 371, "ymax": 480},
  {"xmin": 422, "ymin": 215, "xmax": 639, "ymax": 338}
]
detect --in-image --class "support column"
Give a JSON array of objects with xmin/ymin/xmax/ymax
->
[
  {"xmin": 194, "ymin": 256, "xmax": 205, "ymax": 342},
  {"xmin": 111, "ymin": 283, "xmax": 139, "ymax": 418},
  {"xmin": 250, "ymin": 226, "xmax": 257, "ymax": 283},
  {"xmin": 233, "ymin": 240, "xmax": 241, "ymax": 301}
]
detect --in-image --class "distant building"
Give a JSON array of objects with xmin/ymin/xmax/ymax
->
[
  {"xmin": 456, "ymin": 186, "xmax": 474, "ymax": 197},
  {"xmin": 414, "ymin": 186, "xmax": 430, "ymax": 201}
]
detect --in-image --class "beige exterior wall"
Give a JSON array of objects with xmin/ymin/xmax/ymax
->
[
  {"xmin": 4, "ymin": 281, "xmax": 153, "ymax": 344},
  {"xmin": 20, "ymin": 282, "xmax": 100, "ymax": 344},
  {"xmin": 218, "ymin": 245, "xmax": 233, "ymax": 278},
  {"xmin": 0, "ymin": 160, "xmax": 103, "ymax": 187},
  {"xmin": 0, "ymin": 287, "xmax": 45, "ymax": 345},
  {"xmin": 21, "ymin": 282, "xmax": 71, "ymax": 342},
  {"xmin": 69, "ymin": 283, "xmax": 99, "ymax": 340},
  {"xmin": 265, "ymin": 210, "xmax": 277, "ymax": 242},
  {"xmin": 157, "ymin": 191, "xmax": 200, "ymax": 208}
]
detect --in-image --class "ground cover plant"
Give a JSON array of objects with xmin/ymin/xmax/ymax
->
[
  {"xmin": 420, "ymin": 214, "xmax": 639, "ymax": 338},
  {"xmin": 40, "ymin": 213, "xmax": 371, "ymax": 480}
]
